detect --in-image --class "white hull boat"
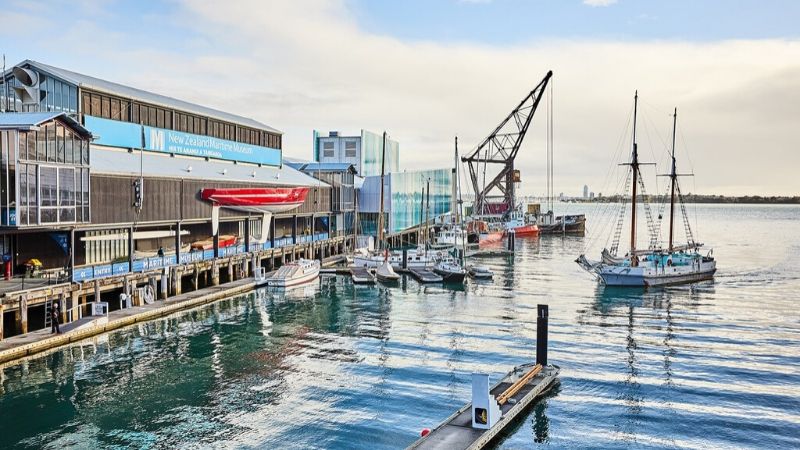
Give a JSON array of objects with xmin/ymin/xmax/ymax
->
[{"xmin": 267, "ymin": 259, "xmax": 320, "ymax": 288}]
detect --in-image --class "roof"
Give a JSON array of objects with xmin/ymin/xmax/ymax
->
[
  {"xmin": 11, "ymin": 60, "xmax": 281, "ymax": 134},
  {"xmin": 0, "ymin": 112, "xmax": 93, "ymax": 139},
  {"xmin": 288, "ymin": 162, "xmax": 357, "ymax": 173},
  {"xmin": 91, "ymin": 146, "xmax": 329, "ymax": 188}
]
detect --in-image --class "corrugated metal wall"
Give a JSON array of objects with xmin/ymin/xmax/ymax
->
[{"xmin": 90, "ymin": 175, "xmax": 332, "ymax": 226}]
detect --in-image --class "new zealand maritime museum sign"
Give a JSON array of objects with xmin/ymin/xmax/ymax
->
[{"xmin": 84, "ymin": 116, "xmax": 281, "ymax": 166}]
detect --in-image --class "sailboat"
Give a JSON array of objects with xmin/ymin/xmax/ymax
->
[
  {"xmin": 352, "ymin": 132, "xmax": 404, "ymax": 279},
  {"xmin": 577, "ymin": 94, "xmax": 716, "ymax": 287}
]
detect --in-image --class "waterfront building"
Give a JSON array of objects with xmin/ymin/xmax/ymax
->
[
  {"xmin": 583, "ymin": 184, "xmax": 589, "ymax": 199},
  {"xmin": 313, "ymin": 130, "xmax": 399, "ymax": 177},
  {"xmin": 358, "ymin": 168, "xmax": 452, "ymax": 235},
  {"xmin": 0, "ymin": 60, "xmax": 349, "ymax": 338}
]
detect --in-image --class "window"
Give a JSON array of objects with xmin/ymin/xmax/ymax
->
[
  {"xmin": 111, "ymin": 98, "xmax": 120, "ymax": 120},
  {"xmin": 38, "ymin": 166, "xmax": 78, "ymax": 224},
  {"xmin": 345, "ymin": 141, "xmax": 357, "ymax": 157},
  {"xmin": 323, "ymin": 141, "xmax": 334, "ymax": 158},
  {"xmin": 56, "ymin": 124, "xmax": 66, "ymax": 163},
  {"xmin": 101, "ymin": 95, "xmax": 111, "ymax": 118}
]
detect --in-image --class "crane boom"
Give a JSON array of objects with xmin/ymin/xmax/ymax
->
[{"xmin": 462, "ymin": 70, "xmax": 552, "ymax": 216}]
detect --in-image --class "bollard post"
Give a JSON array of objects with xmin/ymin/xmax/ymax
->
[
  {"xmin": 507, "ymin": 229, "xmax": 516, "ymax": 251},
  {"xmin": 536, "ymin": 304, "xmax": 549, "ymax": 366}
]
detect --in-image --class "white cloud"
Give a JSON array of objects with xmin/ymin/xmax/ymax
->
[
  {"xmin": 583, "ymin": 0, "xmax": 618, "ymax": 6},
  {"xmin": 8, "ymin": 0, "xmax": 798, "ymax": 196}
]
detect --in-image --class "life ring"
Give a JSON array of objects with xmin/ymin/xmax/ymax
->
[{"xmin": 143, "ymin": 285, "xmax": 155, "ymax": 304}]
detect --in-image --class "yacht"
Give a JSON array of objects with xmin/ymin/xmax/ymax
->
[{"xmin": 267, "ymin": 259, "xmax": 320, "ymax": 288}]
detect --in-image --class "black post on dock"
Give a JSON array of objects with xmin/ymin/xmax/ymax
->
[
  {"xmin": 506, "ymin": 229, "xmax": 516, "ymax": 251},
  {"xmin": 536, "ymin": 304, "xmax": 548, "ymax": 366}
]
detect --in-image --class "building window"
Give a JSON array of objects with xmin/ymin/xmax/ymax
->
[
  {"xmin": 323, "ymin": 141, "xmax": 335, "ymax": 158},
  {"xmin": 345, "ymin": 141, "xmax": 357, "ymax": 158}
]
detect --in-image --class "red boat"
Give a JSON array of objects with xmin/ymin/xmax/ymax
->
[
  {"xmin": 200, "ymin": 187, "xmax": 309, "ymax": 214},
  {"xmin": 467, "ymin": 220, "xmax": 505, "ymax": 247},
  {"xmin": 190, "ymin": 234, "xmax": 237, "ymax": 251},
  {"xmin": 510, "ymin": 224, "xmax": 540, "ymax": 237}
]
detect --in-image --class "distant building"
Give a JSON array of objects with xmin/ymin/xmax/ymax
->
[
  {"xmin": 559, "ymin": 192, "xmax": 564, "ymax": 201},
  {"xmin": 589, "ymin": 192, "xmax": 595, "ymax": 200},
  {"xmin": 583, "ymin": 185, "xmax": 589, "ymax": 198},
  {"xmin": 313, "ymin": 130, "xmax": 399, "ymax": 177}
]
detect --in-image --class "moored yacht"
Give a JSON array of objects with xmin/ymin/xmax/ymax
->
[
  {"xmin": 267, "ymin": 258, "xmax": 320, "ymax": 288},
  {"xmin": 433, "ymin": 254, "xmax": 467, "ymax": 283}
]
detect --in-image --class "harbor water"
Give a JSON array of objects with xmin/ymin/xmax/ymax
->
[{"xmin": 1, "ymin": 204, "xmax": 798, "ymax": 449}]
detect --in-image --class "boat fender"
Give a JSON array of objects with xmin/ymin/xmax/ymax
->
[{"xmin": 420, "ymin": 428, "xmax": 431, "ymax": 437}]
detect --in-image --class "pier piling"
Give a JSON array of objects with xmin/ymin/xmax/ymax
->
[{"xmin": 536, "ymin": 304, "xmax": 548, "ymax": 366}]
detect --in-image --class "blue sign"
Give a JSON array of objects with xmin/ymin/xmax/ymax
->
[
  {"xmin": 84, "ymin": 116, "xmax": 282, "ymax": 167},
  {"xmin": 50, "ymin": 233, "xmax": 69, "ymax": 255}
]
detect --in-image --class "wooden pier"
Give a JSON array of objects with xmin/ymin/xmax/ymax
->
[
  {"xmin": 409, "ymin": 305, "xmax": 557, "ymax": 450},
  {"xmin": 0, "ymin": 236, "xmax": 348, "ymax": 343}
]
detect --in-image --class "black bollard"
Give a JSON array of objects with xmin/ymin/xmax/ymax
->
[
  {"xmin": 507, "ymin": 229, "xmax": 516, "ymax": 251},
  {"xmin": 536, "ymin": 304, "xmax": 548, "ymax": 366}
]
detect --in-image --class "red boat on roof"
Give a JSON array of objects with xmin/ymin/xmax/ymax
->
[{"xmin": 200, "ymin": 187, "xmax": 309, "ymax": 214}]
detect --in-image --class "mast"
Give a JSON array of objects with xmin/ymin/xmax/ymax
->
[
  {"xmin": 377, "ymin": 131, "xmax": 387, "ymax": 250},
  {"xmin": 456, "ymin": 136, "xmax": 467, "ymax": 264},
  {"xmin": 668, "ymin": 108, "xmax": 677, "ymax": 253},
  {"xmin": 452, "ymin": 137, "xmax": 459, "ymax": 225},
  {"xmin": 629, "ymin": 91, "xmax": 639, "ymax": 264},
  {"xmin": 425, "ymin": 177, "xmax": 431, "ymax": 255}
]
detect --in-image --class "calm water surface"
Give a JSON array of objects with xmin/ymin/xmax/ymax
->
[{"xmin": 1, "ymin": 204, "xmax": 799, "ymax": 449}]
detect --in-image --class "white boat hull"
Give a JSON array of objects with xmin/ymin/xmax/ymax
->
[
  {"xmin": 267, "ymin": 259, "xmax": 321, "ymax": 288},
  {"xmin": 598, "ymin": 259, "xmax": 716, "ymax": 287}
]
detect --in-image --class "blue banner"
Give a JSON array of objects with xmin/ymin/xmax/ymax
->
[
  {"xmin": 49, "ymin": 233, "xmax": 69, "ymax": 255},
  {"xmin": 85, "ymin": 116, "xmax": 282, "ymax": 167}
]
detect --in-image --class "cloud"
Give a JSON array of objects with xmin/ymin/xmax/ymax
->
[
  {"xmin": 2, "ymin": 0, "xmax": 798, "ymax": 195},
  {"xmin": 583, "ymin": 0, "xmax": 618, "ymax": 6}
]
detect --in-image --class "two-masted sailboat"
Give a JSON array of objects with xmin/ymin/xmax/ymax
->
[{"xmin": 578, "ymin": 92, "xmax": 716, "ymax": 287}]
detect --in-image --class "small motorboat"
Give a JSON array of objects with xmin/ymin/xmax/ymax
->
[
  {"xmin": 433, "ymin": 255, "xmax": 466, "ymax": 283},
  {"xmin": 267, "ymin": 259, "xmax": 320, "ymax": 288},
  {"xmin": 468, "ymin": 264, "xmax": 494, "ymax": 279}
]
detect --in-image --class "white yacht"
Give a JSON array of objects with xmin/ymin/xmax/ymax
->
[{"xmin": 267, "ymin": 259, "xmax": 320, "ymax": 288}]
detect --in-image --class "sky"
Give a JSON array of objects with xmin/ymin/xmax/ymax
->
[{"xmin": 1, "ymin": 0, "xmax": 799, "ymax": 196}]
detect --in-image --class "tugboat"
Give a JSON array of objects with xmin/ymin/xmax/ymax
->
[
  {"xmin": 504, "ymin": 207, "xmax": 539, "ymax": 237},
  {"xmin": 267, "ymin": 258, "xmax": 320, "ymax": 288},
  {"xmin": 577, "ymin": 95, "xmax": 716, "ymax": 287}
]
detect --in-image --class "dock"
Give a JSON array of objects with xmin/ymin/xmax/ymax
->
[
  {"xmin": 408, "ymin": 267, "xmax": 443, "ymax": 283},
  {"xmin": 409, "ymin": 305, "xmax": 557, "ymax": 450},
  {"xmin": 350, "ymin": 267, "xmax": 376, "ymax": 284}
]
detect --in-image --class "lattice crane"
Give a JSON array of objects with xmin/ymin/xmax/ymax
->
[{"xmin": 462, "ymin": 70, "xmax": 552, "ymax": 216}]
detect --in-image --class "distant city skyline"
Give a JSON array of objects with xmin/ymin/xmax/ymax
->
[{"xmin": 1, "ymin": 0, "xmax": 798, "ymax": 195}]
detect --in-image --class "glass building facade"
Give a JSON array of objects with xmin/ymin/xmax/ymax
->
[
  {"xmin": 358, "ymin": 168, "xmax": 452, "ymax": 234},
  {"xmin": 360, "ymin": 130, "xmax": 399, "ymax": 177}
]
